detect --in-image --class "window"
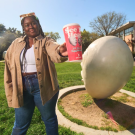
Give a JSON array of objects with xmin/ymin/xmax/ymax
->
[
  {"xmin": 115, "ymin": 33, "xmax": 119, "ymax": 37},
  {"xmin": 119, "ymin": 31, "xmax": 123, "ymax": 39},
  {"xmin": 125, "ymin": 27, "xmax": 133, "ymax": 36}
]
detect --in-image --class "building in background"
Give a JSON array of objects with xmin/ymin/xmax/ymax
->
[{"xmin": 109, "ymin": 21, "xmax": 135, "ymax": 53}]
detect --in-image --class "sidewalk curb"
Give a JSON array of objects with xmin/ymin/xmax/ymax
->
[{"xmin": 56, "ymin": 85, "xmax": 135, "ymax": 135}]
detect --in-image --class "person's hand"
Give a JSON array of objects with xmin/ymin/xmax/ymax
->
[{"xmin": 59, "ymin": 42, "xmax": 68, "ymax": 57}]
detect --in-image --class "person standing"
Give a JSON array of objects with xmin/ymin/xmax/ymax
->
[{"xmin": 4, "ymin": 12, "xmax": 68, "ymax": 135}]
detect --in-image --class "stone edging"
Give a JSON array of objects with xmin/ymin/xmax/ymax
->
[
  {"xmin": 0, "ymin": 60, "xmax": 5, "ymax": 63},
  {"xmin": 56, "ymin": 85, "xmax": 135, "ymax": 135}
]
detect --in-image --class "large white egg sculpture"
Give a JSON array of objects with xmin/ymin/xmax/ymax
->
[{"xmin": 81, "ymin": 36, "xmax": 133, "ymax": 99}]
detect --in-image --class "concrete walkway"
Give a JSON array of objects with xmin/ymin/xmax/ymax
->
[
  {"xmin": 0, "ymin": 60, "xmax": 5, "ymax": 63},
  {"xmin": 56, "ymin": 85, "xmax": 135, "ymax": 135}
]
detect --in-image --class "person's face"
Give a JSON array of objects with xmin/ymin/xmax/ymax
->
[
  {"xmin": 23, "ymin": 16, "xmax": 40, "ymax": 38},
  {"xmin": 69, "ymin": 36, "xmax": 77, "ymax": 46}
]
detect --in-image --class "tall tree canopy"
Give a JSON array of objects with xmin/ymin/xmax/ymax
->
[
  {"xmin": 81, "ymin": 29, "xmax": 100, "ymax": 52},
  {"xmin": 44, "ymin": 32, "xmax": 61, "ymax": 41},
  {"xmin": 0, "ymin": 24, "xmax": 23, "ymax": 60},
  {"xmin": 0, "ymin": 24, "xmax": 6, "ymax": 33},
  {"xmin": 0, "ymin": 24, "xmax": 6, "ymax": 36},
  {"xmin": 89, "ymin": 11, "xmax": 126, "ymax": 36}
]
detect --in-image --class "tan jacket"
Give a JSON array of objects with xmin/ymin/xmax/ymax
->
[{"xmin": 4, "ymin": 35, "xmax": 68, "ymax": 108}]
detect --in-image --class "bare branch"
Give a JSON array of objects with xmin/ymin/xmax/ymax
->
[{"xmin": 89, "ymin": 11, "xmax": 126, "ymax": 36}]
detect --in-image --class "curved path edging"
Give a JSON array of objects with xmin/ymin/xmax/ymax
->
[{"xmin": 56, "ymin": 85, "xmax": 135, "ymax": 135}]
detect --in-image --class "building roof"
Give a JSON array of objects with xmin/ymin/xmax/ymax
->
[{"xmin": 109, "ymin": 21, "xmax": 135, "ymax": 35}]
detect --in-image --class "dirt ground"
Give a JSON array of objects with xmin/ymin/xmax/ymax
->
[{"xmin": 59, "ymin": 90, "xmax": 135, "ymax": 131}]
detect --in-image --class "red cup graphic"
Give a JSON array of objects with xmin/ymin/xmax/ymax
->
[{"xmin": 63, "ymin": 23, "xmax": 82, "ymax": 61}]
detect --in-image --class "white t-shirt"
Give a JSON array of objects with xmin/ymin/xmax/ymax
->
[{"xmin": 20, "ymin": 45, "xmax": 37, "ymax": 73}]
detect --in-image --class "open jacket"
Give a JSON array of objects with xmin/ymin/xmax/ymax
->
[{"xmin": 4, "ymin": 35, "xmax": 68, "ymax": 108}]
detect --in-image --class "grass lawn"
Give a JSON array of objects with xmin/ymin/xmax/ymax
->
[
  {"xmin": 0, "ymin": 62, "xmax": 83, "ymax": 135},
  {"xmin": 0, "ymin": 61, "xmax": 135, "ymax": 135}
]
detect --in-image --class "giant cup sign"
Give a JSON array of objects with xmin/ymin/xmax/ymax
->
[{"xmin": 63, "ymin": 23, "xmax": 82, "ymax": 61}]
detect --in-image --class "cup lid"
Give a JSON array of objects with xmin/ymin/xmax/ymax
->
[{"xmin": 63, "ymin": 23, "xmax": 80, "ymax": 29}]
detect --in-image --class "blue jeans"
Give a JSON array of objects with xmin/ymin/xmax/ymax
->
[{"xmin": 11, "ymin": 74, "xmax": 59, "ymax": 135}]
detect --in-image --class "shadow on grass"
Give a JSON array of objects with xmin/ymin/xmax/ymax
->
[{"xmin": 94, "ymin": 98, "xmax": 135, "ymax": 131}]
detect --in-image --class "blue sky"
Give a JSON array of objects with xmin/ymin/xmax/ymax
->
[{"xmin": 0, "ymin": 0, "xmax": 134, "ymax": 44}]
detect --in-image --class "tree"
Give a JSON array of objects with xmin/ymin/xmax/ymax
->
[
  {"xmin": 0, "ymin": 32, "xmax": 17, "ymax": 60},
  {"xmin": 0, "ymin": 24, "xmax": 6, "ymax": 36},
  {"xmin": 81, "ymin": 29, "xmax": 100, "ymax": 52},
  {"xmin": 0, "ymin": 24, "xmax": 6, "ymax": 33},
  {"xmin": 6, "ymin": 27, "xmax": 17, "ymax": 33},
  {"xmin": 0, "ymin": 24, "xmax": 23, "ymax": 60},
  {"xmin": 44, "ymin": 32, "xmax": 61, "ymax": 41},
  {"xmin": 6, "ymin": 27, "xmax": 23, "ymax": 37},
  {"xmin": 89, "ymin": 11, "xmax": 126, "ymax": 36}
]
